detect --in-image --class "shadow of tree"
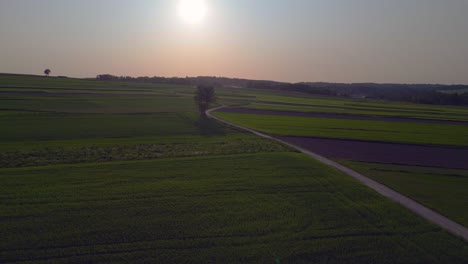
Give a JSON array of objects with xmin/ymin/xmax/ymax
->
[{"xmin": 195, "ymin": 117, "xmax": 226, "ymax": 136}]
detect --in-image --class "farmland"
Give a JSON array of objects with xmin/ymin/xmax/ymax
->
[
  {"xmin": 242, "ymin": 96, "xmax": 468, "ymax": 122},
  {"xmin": 274, "ymin": 136, "xmax": 468, "ymax": 170},
  {"xmin": 341, "ymin": 161, "xmax": 468, "ymax": 226},
  {"xmin": 1, "ymin": 75, "xmax": 468, "ymax": 263},
  {"xmin": 2, "ymin": 153, "xmax": 468, "ymax": 263},
  {"xmin": 214, "ymin": 111, "xmax": 468, "ymax": 146},
  {"xmin": 212, "ymin": 95, "xmax": 468, "ymax": 233},
  {"xmin": 251, "ymin": 94, "xmax": 468, "ymax": 119}
]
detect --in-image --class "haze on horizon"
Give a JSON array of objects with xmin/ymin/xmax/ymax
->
[{"xmin": 1, "ymin": 0, "xmax": 468, "ymax": 84}]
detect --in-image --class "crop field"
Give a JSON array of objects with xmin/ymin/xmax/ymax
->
[
  {"xmin": 212, "ymin": 97, "xmax": 468, "ymax": 234},
  {"xmin": 242, "ymin": 102, "xmax": 468, "ymax": 122},
  {"xmin": 274, "ymin": 136, "xmax": 468, "ymax": 170},
  {"xmin": 1, "ymin": 75, "xmax": 468, "ymax": 263},
  {"xmin": 214, "ymin": 87, "xmax": 468, "ymax": 121},
  {"xmin": 2, "ymin": 153, "xmax": 468, "ymax": 263},
  {"xmin": 0, "ymin": 94, "xmax": 196, "ymax": 114},
  {"xmin": 220, "ymin": 108, "xmax": 468, "ymax": 126},
  {"xmin": 341, "ymin": 161, "xmax": 468, "ymax": 227},
  {"xmin": 216, "ymin": 90, "xmax": 468, "ymax": 121},
  {"xmin": 214, "ymin": 111, "xmax": 468, "ymax": 146},
  {"xmin": 0, "ymin": 75, "xmax": 190, "ymax": 90}
]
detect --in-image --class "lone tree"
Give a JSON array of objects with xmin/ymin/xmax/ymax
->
[
  {"xmin": 195, "ymin": 85, "xmax": 216, "ymax": 117},
  {"xmin": 44, "ymin": 69, "xmax": 51, "ymax": 77}
]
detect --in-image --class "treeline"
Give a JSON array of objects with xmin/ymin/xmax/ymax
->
[
  {"xmin": 301, "ymin": 83, "xmax": 468, "ymax": 106},
  {"xmin": 96, "ymin": 74, "xmax": 250, "ymax": 87},
  {"xmin": 245, "ymin": 81, "xmax": 468, "ymax": 106},
  {"xmin": 246, "ymin": 81, "xmax": 337, "ymax": 96},
  {"xmin": 95, "ymin": 74, "xmax": 468, "ymax": 106}
]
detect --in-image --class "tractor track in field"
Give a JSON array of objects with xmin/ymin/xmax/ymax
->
[{"xmin": 207, "ymin": 106, "xmax": 468, "ymax": 242}]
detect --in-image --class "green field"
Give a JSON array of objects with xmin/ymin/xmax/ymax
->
[
  {"xmin": 341, "ymin": 161, "xmax": 468, "ymax": 227},
  {"xmin": 0, "ymin": 95, "xmax": 196, "ymax": 113},
  {"xmin": 1, "ymin": 75, "xmax": 468, "ymax": 263},
  {"xmin": 212, "ymin": 93, "xmax": 468, "ymax": 234},
  {"xmin": 2, "ymin": 153, "xmax": 467, "ymax": 263},
  {"xmin": 254, "ymin": 94, "xmax": 468, "ymax": 116},
  {"xmin": 215, "ymin": 90, "xmax": 468, "ymax": 121},
  {"xmin": 214, "ymin": 112, "xmax": 468, "ymax": 146},
  {"xmin": 0, "ymin": 75, "xmax": 190, "ymax": 90},
  {"xmin": 244, "ymin": 102, "xmax": 468, "ymax": 121},
  {"xmin": 0, "ymin": 133, "xmax": 288, "ymax": 168}
]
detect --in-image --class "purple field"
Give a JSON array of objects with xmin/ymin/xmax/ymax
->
[{"xmin": 277, "ymin": 136, "xmax": 468, "ymax": 169}]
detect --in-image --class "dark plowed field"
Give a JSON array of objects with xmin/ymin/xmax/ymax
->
[
  {"xmin": 276, "ymin": 136, "xmax": 468, "ymax": 169},
  {"xmin": 219, "ymin": 107, "xmax": 468, "ymax": 126}
]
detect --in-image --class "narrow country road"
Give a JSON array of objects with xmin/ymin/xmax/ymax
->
[{"xmin": 207, "ymin": 106, "xmax": 468, "ymax": 242}]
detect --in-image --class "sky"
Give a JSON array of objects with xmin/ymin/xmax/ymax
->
[{"xmin": 1, "ymin": 0, "xmax": 468, "ymax": 84}]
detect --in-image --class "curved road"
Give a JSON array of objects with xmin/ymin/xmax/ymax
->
[{"xmin": 207, "ymin": 106, "xmax": 468, "ymax": 242}]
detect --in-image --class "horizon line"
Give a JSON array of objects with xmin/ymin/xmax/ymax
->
[{"xmin": 1, "ymin": 71, "xmax": 467, "ymax": 87}]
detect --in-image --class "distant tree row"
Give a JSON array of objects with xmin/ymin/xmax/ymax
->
[
  {"xmin": 95, "ymin": 74, "xmax": 468, "ymax": 106},
  {"xmin": 96, "ymin": 74, "xmax": 250, "ymax": 87},
  {"xmin": 97, "ymin": 74, "xmax": 193, "ymax": 85},
  {"xmin": 300, "ymin": 83, "xmax": 468, "ymax": 106},
  {"xmin": 245, "ymin": 81, "xmax": 468, "ymax": 106}
]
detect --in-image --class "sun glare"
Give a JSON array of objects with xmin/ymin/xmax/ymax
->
[{"xmin": 178, "ymin": 0, "xmax": 207, "ymax": 24}]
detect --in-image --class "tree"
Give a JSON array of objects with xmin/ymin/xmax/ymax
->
[
  {"xmin": 194, "ymin": 85, "xmax": 216, "ymax": 117},
  {"xmin": 44, "ymin": 69, "xmax": 51, "ymax": 77}
]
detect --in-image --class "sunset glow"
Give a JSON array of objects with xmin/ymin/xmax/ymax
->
[
  {"xmin": 1, "ymin": 0, "xmax": 468, "ymax": 84},
  {"xmin": 178, "ymin": 0, "xmax": 207, "ymax": 24}
]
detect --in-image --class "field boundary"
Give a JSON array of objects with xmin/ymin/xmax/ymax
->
[{"xmin": 207, "ymin": 106, "xmax": 468, "ymax": 242}]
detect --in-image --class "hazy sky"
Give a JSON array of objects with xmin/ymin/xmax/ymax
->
[{"xmin": 1, "ymin": 0, "xmax": 468, "ymax": 84}]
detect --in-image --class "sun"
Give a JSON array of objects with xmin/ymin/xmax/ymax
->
[{"xmin": 178, "ymin": 0, "xmax": 207, "ymax": 24}]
